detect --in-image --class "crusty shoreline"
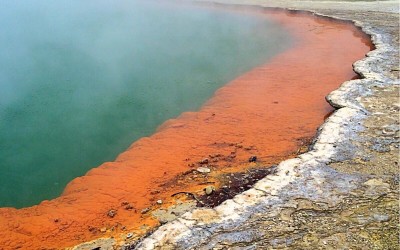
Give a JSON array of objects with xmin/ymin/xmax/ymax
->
[
  {"xmin": 132, "ymin": 1, "xmax": 399, "ymax": 249},
  {"xmin": 72, "ymin": 1, "xmax": 399, "ymax": 249}
]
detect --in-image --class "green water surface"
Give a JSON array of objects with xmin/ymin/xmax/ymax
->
[{"xmin": 0, "ymin": 0, "xmax": 292, "ymax": 208}]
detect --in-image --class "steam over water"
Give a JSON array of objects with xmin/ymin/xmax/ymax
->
[{"xmin": 0, "ymin": 0, "xmax": 292, "ymax": 207}]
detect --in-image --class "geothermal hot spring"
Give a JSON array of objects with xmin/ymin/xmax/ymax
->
[
  {"xmin": 0, "ymin": 0, "xmax": 292, "ymax": 208},
  {"xmin": 0, "ymin": 0, "xmax": 372, "ymax": 249}
]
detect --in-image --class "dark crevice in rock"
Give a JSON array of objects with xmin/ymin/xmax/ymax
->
[{"xmin": 197, "ymin": 166, "xmax": 277, "ymax": 207}]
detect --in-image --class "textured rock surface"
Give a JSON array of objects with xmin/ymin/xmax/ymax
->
[
  {"xmin": 68, "ymin": 1, "xmax": 399, "ymax": 249},
  {"xmin": 133, "ymin": 1, "xmax": 399, "ymax": 249}
]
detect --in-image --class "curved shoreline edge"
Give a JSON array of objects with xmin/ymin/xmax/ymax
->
[
  {"xmin": 69, "ymin": 2, "xmax": 399, "ymax": 249},
  {"xmin": 129, "ymin": 2, "xmax": 399, "ymax": 250},
  {"xmin": 0, "ymin": 4, "xmax": 376, "ymax": 249}
]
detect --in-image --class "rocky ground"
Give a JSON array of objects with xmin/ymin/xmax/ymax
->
[{"xmin": 73, "ymin": 1, "xmax": 399, "ymax": 249}]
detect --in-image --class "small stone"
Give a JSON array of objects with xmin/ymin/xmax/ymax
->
[
  {"xmin": 363, "ymin": 178, "xmax": 390, "ymax": 187},
  {"xmin": 197, "ymin": 167, "xmax": 211, "ymax": 173},
  {"xmin": 125, "ymin": 204, "xmax": 134, "ymax": 210},
  {"xmin": 156, "ymin": 200, "xmax": 163, "ymax": 205},
  {"xmin": 280, "ymin": 208, "xmax": 295, "ymax": 221},
  {"xmin": 100, "ymin": 227, "xmax": 107, "ymax": 233},
  {"xmin": 199, "ymin": 158, "xmax": 209, "ymax": 164},
  {"xmin": 107, "ymin": 209, "xmax": 117, "ymax": 218},
  {"xmin": 141, "ymin": 208, "xmax": 150, "ymax": 214},
  {"xmin": 373, "ymin": 214, "xmax": 390, "ymax": 222},
  {"xmin": 359, "ymin": 231, "xmax": 370, "ymax": 239},
  {"xmin": 126, "ymin": 232, "xmax": 134, "ymax": 239},
  {"xmin": 205, "ymin": 186, "xmax": 215, "ymax": 195},
  {"xmin": 248, "ymin": 156, "xmax": 257, "ymax": 162}
]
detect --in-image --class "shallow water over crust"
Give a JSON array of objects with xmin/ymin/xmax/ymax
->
[{"xmin": 0, "ymin": 6, "xmax": 372, "ymax": 250}]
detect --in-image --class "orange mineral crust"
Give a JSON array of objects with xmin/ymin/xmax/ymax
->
[{"xmin": 0, "ymin": 7, "xmax": 372, "ymax": 250}]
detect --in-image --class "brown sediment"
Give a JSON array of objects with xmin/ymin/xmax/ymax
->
[{"xmin": 0, "ymin": 5, "xmax": 372, "ymax": 250}]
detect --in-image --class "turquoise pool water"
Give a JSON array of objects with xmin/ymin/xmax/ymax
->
[{"xmin": 0, "ymin": 0, "xmax": 292, "ymax": 208}]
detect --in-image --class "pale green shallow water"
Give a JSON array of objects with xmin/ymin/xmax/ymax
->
[{"xmin": 0, "ymin": 0, "xmax": 292, "ymax": 208}]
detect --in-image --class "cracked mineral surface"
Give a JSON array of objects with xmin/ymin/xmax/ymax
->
[{"xmin": 131, "ymin": 1, "xmax": 399, "ymax": 250}]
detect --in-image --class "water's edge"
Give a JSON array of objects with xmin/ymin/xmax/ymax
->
[
  {"xmin": 130, "ymin": 4, "xmax": 398, "ymax": 250},
  {"xmin": 70, "ymin": 3, "xmax": 399, "ymax": 249}
]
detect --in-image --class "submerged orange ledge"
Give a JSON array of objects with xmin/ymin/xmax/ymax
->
[{"xmin": 0, "ymin": 5, "xmax": 372, "ymax": 249}]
